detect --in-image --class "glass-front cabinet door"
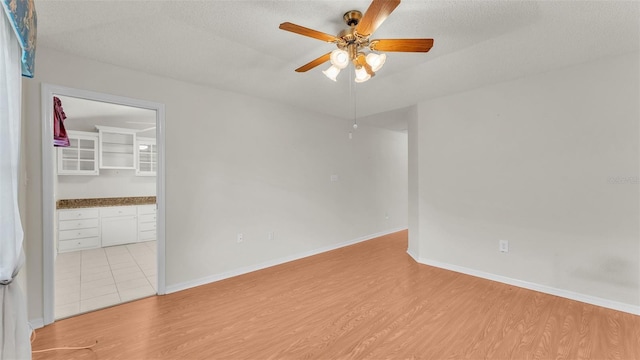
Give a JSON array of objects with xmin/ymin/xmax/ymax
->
[
  {"xmin": 136, "ymin": 137, "xmax": 157, "ymax": 176},
  {"xmin": 57, "ymin": 131, "xmax": 99, "ymax": 175}
]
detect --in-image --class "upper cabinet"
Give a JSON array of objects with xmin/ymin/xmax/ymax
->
[
  {"xmin": 136, "ymin": 137, "xmax": 157, "ymax": 177},
  {"xmin": 57, "ymin": 127, "xmax": 157, "ymax": 176},
  {"xmin": 96, "ymin": 126, "xmax": 137, "ymax": 169},
  {"xmin": 57, "ymin": 130, "xmax": 99, "ymax": 175}
]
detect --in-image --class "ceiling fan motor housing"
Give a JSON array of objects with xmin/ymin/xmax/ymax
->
[
  {"xmin": 343, "ymin": 10, "xmax": 363, "ymax": 26},
  {"xmin": 337, "ymin": 10, "xmax": 371, "ymax": 58}
]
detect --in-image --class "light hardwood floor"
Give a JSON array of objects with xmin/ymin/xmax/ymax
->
[{"xmin": 32, "ymin": 230, "xmax": 639, "ymax": 359}]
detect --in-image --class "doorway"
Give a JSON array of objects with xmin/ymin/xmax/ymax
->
[{"xmin": 41, "ymin": 84, "xmax": 166, "ymax": 325}]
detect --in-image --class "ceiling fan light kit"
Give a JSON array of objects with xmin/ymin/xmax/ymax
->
[
  {"xmin": 329, "ymin": 49, "xmax": 350, "ymax": 69},
  {"xmin": 322, "ymin": 65, "xmax": 341, "ymax": 82},
  {"xmin": 280, "ymin": 0, "xmax": 433, "ymax": 83},
  {"xmin": 366, "ymin": 52, "xmax": 386, "ymax": 72},
  {"xmin": 354, "ymin": 66, "xmax": 371, "ymax": 83}
]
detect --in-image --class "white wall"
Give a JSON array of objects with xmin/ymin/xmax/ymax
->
[
  {"xmin": 56, "ymin": 170, "xmax": 156, "ymax": 199},
  {"xmin": 23, "ymin": 47, "xmax": 408, "ymax": 323},
  {"xmin": 410, "ymin": 52, "xmax": 639, "ymax": 311},
  {"xmin": 406, "ymin": 106, "xmax": 420, "ymax": 258}
]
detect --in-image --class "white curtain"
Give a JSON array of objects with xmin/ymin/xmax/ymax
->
[{"xmin": 0, "ymin": 7, "xmax": 31, "ymax": 360}]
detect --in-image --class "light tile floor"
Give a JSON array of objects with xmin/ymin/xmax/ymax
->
[{"xmin": 55, "ymin": 241, "xmax": 157, "ymax": 319}]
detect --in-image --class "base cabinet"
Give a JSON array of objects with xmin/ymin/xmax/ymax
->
[
  {"xmin": 57, "ymin": 204, "xmax": 156, "ymax": 253},
  {"xmin": 101, "ymin": 206, "xmax": 138, "ymax": 247},
  {"xmin": 137, "ymin": 205, "xmax": 157, "ymax": 242},
  {"xmin": 57, "ymin": 208, "xmax": 100, "ymax": 252}
]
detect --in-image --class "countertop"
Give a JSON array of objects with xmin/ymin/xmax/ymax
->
[{"xmin": 56, "ymin": 196, "xmax": 156, "ymax": 209}]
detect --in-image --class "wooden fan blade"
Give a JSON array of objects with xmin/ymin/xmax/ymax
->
[
  {"xmin": 279, "ymin": 22, "xmax": 338, "ymax": 43},
  {"xmin": 370, "ymin": 39, "xmax": 434, "ymax": 52},
  {"xmin": 356, "ymin": 0, "xmax": 401, "ymax": 37},
  {"xmin": 295, "ymin": 52, "xmax": 332, "ymax": 72}
]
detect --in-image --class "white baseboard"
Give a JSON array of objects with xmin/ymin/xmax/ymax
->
[
  {"xmin": 29, "ymin": 318, "xmax": 44, "ymax": 330},
  {"xmin": 406, "ymin": 249, "xmax": 419, "ymax": 262},
  {"xmin": 417, "ymin": 257, "xmax": 640, "ymax": 316},
  {"xmin": 166, "ymin": 227, "xmax": 407, "ymax": 294}
]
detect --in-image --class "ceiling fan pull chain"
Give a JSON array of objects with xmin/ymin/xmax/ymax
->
[{"xmin": 351, "ymin": 66, "xmax": 358, "ymax": 130}]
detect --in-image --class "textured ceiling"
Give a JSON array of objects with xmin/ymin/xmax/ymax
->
[{"xmin": 35, "ymin": 1, "xmax": 640, "ymax": 129}]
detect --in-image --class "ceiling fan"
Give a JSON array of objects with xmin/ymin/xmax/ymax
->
[{"xmin": 279, "ymin": 0, "xmax": 433, "ymax": 83}]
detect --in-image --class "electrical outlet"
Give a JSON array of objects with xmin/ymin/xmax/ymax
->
[
  {"xmin": 237, "ymin": 233, "xmax": 243, "ymax": 243},
  {"xmin": 384, "ymin": 212, "xmax": 389, "ymax": 220},
  {"xmin": 499, "ymin": 240, "xmax": 509, "ymax": 253},
  {"xmin": 268, "ymin": 232, "xmax": 274, "ymax": 240}
]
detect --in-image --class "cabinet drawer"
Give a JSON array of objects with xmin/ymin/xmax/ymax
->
[
  {"xmin": 139, "ymin": 230, "xmax": 156, "ymax": 241},
  {"xmin": 138, "ymin": 221, "xmax": 156, "ymax": 232},
  {"xmin": 100, "ymin": 206, "xmax": 137, "ymax": 218},
  {"xmin": 59, "ymin": 237, "xmax": 100, "ymax": 252},
  {"xmin": 59, "ymin": 218, "xmax": 99, "ymax": 231},
  {"xmin": 139, "ymin": 214, "xmax": 156, "ymax": 223},
  {"xmin": 59, "ymin": 227, "xmax": 100, "ymax": 241},
  {"xmin": 58, "ymin": 208, "xmax": 99, "ymax": 221},
  {"xmin": 138, "ymin": 205, "xmax": 156, "ymax": 215}
]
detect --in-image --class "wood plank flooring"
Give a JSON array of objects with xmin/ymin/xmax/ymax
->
[{"xmin": 32, "ymin": 230, "xmax": 640, "ymax": 359}]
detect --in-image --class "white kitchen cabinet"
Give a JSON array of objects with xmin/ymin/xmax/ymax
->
[
  {"xmin": 136, "ymin": 137, "xmax": 157, "ymax": 176},
  {"xmin": 57, "ymin": 208, "xmax": 101, "ymax": 252},
  {"xmin": 137, "ymin": 204, "xmax": 157, "ymax": 242},
  {"xmin": 100, "ymin": 206, "xmax": 138, "ymax": 247},
  {"xmin": 57, "ymin": 204, "xmax": 156, "ymax": 252},
  {"xmin": 57, "ymin": 131, "xmax": 99, "ymax": 175},
  {"xmin": 96, "ymin": 126, "xmax": 137, "ymax": 169}
]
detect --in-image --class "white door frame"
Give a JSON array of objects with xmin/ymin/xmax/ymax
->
[{"xmin": 41, "ymin": 83, "xmax": 167, "ymax": 325}]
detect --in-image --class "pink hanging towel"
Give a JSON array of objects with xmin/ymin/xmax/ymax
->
[{"xmin": 53, "ymin": 96, "xmax": 70, "ymax": 147}]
